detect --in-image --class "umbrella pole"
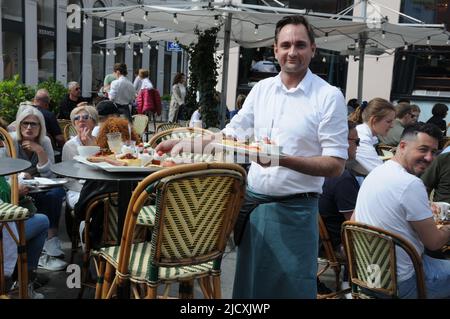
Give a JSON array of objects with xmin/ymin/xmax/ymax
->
[
  {"xmin": 220, "ymin": 13, "xmax": 232, "ymax": 129},
  {"xmin": 357, "ymin": 33, "xmax": 367, "ymax": 104}
]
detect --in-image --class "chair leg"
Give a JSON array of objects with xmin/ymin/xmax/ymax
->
[
  {"xmin": 212, "ymin": 275, "xmax": 222, "ymax": 299},
  {"xmin": 95, "ymin": 259, "xmax": 105, "ymax": 299},
  {"xmin": 179, "ymin": 280, "xmax": 194, "ymax": 299},
  {"xmin": 16, "ymin": 221, "xmax": 28, "ymax": 299},
  {"xmin": 145, "ymin": 285, "xmax": 157, "ymax": 299},
  {"xmin": 102, "ymin": 262, "xmax": 114, "ymax": 299},
  {"xmin": 77, "ymin": 250, "xmax": 92, "ymax": 298},
  {"xmin": 199, "ymin": 277, "xmax": 213, "ymax": 299},
  {"xmin": 0, "ymin": 228, "xmax": 6, "ymax": 295}
]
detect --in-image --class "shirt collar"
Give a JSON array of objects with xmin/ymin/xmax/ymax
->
[{"xmin": 275, "ymin": 69, "xmax": 313, "ymax": 94}]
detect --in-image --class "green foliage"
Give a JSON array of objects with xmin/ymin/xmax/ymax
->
[
  {"xmin": 161, "ymin": 94, "xmax": 171, "ymax": 102},
  {"xmin": 0, "ymin": 75, "xmax": 35, "ymax": 123},
  {"xmin": 37, "ymin": 78, "xmax": 67, "ymax": 115},
  {"xmin": 183, "ymin": 26, "xmax": 222, "ymax": 128}
]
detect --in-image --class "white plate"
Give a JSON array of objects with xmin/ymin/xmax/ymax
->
[
  {"xmin": 22, "ymin": 177, "xmax": 68, "ymax": 188},
  {"xmin": 74, "ymin": 155, "xmax": 162, "ymax": 173},
  {"xmin": 211, "ymin": 142, "xmax": 286, "ymax": 158}
]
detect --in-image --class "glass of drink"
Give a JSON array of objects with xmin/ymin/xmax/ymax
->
[{"xmin": 106, "ymin": 132, "xmax": 123, "ymax": 154}]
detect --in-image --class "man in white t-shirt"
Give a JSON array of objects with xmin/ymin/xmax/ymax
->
[{"xmin": 354, "ymin": 122, "xmax": 450, "ymax": 298}]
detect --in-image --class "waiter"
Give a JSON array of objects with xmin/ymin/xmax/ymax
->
[{"xmin": 109, "ymin": 63, "xmax": 135, "ymax": 122}]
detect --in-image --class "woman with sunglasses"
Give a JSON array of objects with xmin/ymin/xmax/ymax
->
[
  {"xmin": 62, "ymin": 105, "xmax": 98, "ymax": 209},
  {"xmin": 349, "ymin": 98, "xmax": 396, "ymax": 178},
  {"xmin": 12, "ymin": 106, "xmax": 67, "ymax": 271}
]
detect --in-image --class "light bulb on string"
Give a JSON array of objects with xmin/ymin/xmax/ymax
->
[
  {"xmin": 113, "ymin": 49, "xmax": 117, "ymax": 56},
  {"xmin": 428, "ymin": 54, "xmax": 432, "ymax": 60},
  {"xmin": 147, "ymin": 42, "xmax": 151, "ymax": 50},
  {"xmin": 127, "ymin": 42, "xmax": 131, "ymax": 49},
  {"xmin": 83, "ymin": 14, "xmax": 87, "ymax": 24},
  {"xmin": 133, "ymin": 51, "xmax": 137, "ymax": 56},
  {"xmin": 402, "ymin": 55, "xmax": 406, "ymax": 61},
  {"xmin": 118, "ymin": 32, "xmax": 122, "ymax": 37},
  {"xmin": 99, "ymin": 18, "xmax": 104, "ymax": 28},
  {"xmin": 173, "ymin": 13, "xmax": 178, "ymax": 24},
  {"xmin": 155, "ymin": 43, "xmax": 159, "ymax": 50},
  {"xmin": 322, "ymin": 57, "xmax": 326, "ymax": 63},
  {"xmin": 138, "ymin": 31, "xmax": 142, "ymax": 41},
  {"xmin": 345, "ymin": 57, "xmax": 349, "ymax": 62},
  {"xmin": 106, "ymin": 49, "xmax": 110, "ymax": 56},
  {"xmin": 254, "ymin": 24, "xmax": 259, "ymax": 35},
  {"xmin": 239, "ymin": 53, "xmax": 243, "ymax": 58},
  {"xmin": 447, "ymin": 36, "xmax": 450, "ymax": 45},
  {"xmin": 121, "ymin": 12, "xmax": 125, "ymax": 23},
  {"xmin": 99, "ymin": 49, "xmax": 104, "ymax": 56},
  {"xmin": 143, "ymin": 11, "xmax": 148, "ymax": 21},
  {"xmin": 140, "ymin": 47, "xmax": 143, "ymax": 54},
  {"xmin": 427, "ymin": 36, "xmax": 430, "ymax": 45},
  {"xmin": 214, "ymin": 15, "xmax": 219, "ymax": 26},
  {"xmin": 381, "ymin": 30, "xmax": 386, "ymax": 39},
  {"xmin": 376, "ymin": 57, "xmax": 379, "ymax": 62},
  {"xmin": 404, "ymin": 42, "xmax": 408, "ymax": 51},
  {"xmin": 324, "ymin": 32, "xmax": 328, "ymax": 42}
]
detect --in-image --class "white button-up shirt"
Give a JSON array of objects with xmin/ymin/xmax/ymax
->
[
  {"xmin": 109, "ymin": 75, "xmax": 136, "ymax": 105},
  {"xmin": 355, "ymin": 123, "xmax": 383, "ymax": 174},
  {"xmin": 223, "ymin": 69, "xmax": 348, "ymax": 196}
]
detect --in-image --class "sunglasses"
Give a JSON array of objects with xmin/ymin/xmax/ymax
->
[
  {"xmin": 21, "ymin": 121, "xmax": 40, "ymax": 128},
  {"xmin": 74, "ymin": 87, "xmax": 81, "ymax": 91},
  {"xmin": 348, "ymin": 138, "xmax": 360, "ymax": 146},
  {"xmin": 74, "ymin": 114, "xmax": 91, "ymax": 121}
]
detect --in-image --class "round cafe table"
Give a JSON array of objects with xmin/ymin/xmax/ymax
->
[{"xmin": 0, "ymin": 158, "xmax": 31, "ymax": 176}]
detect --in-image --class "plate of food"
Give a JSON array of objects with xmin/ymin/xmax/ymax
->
[
  {"xmin": 74, "ymin": 154, "xmax": 162, "ymax": 172},
  {"xmin": 212, "ymin": 139, "xmax": 285, "ymax": 158},
  {"xmin": 21, "ymin": 177, "xmax": 68, "ymax": 188}
]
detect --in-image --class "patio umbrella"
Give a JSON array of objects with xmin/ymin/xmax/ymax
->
[{"xmin": 82, "ymin": 2, "xmax": 374, "ymax": 127}]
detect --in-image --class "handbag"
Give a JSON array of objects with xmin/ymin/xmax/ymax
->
[{"xmin": 18, "ymin": 195, "xmax": 37, "ymax": 216}]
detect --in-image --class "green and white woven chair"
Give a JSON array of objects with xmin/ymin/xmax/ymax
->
[
  {"xmin": 0, "ymin": 127, "xmax": 30, "ymax": 299},
  {"xmin": 148, "ymin": 127, "xmax": 214, "ymax": 148},
  {"xmin": 155, "ymin": 122, "xmax": 182, "ymax": 133},
  {"xmin": 95, "ymin": 163, "xmax": 246, "ymax": 299},
  {"xmin": 341, "ymin": 221, "xmax": 427, "ymax": 299}
]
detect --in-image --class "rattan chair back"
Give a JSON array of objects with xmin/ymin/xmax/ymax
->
[
  {"xmin": 155, "ymin": 122, "xmax": 182, "ymax": 133},
  {"xmin": 148, "ymin": 127, "xmax": 214, "ymax": 148},
  {"xmin": 63, "ymin": 123, "xmax": 77, "ymax": 141},
  {"xmin": 342, "ymin": 221, "xmax": 426, "ymax": 299}
]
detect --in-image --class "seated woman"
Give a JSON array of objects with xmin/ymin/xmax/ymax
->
[
  {"xmin": 62, "ymin": 105, "xmax": 98, "ymax": 209},
  {"xmin": 11, "ymin": 106, "xmax": 67, "ymax": 268},
  {"xmin": 348, "ymin": 98, "xmax": 396, "ymax": 179}
]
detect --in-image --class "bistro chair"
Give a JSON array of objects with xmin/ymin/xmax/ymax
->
[
  {"xmin": 155, "ymin": 122, "xmax": 182, "ymax": 133},
  {"xmin": 95, "ymin": 163, "xmax": 246, "ymax": 299},
  {"xmin": 57, "ymin": 119, "xmax": 72, "ymax": 133},
  {"xmin": 63, "ymin": 123, "xmax": 77, "ymax": 141},
  {"xmin": 341, "ymin": 221, "xmax": 426, "ymax": 299},
  {"xmin": 0, "ymin": 127, "xmax": 30, "ymax": 298},
  {"xmin": 148, "ymin": 127, "xmax": 214, "ymax": 148},
  {"xmin": 317, "ymin": 215, "xmax": 349, "ymax": 298}
]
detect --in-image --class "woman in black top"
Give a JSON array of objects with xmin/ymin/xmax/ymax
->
[{"xmin": 426, "ymin": 103, "xmax": 448, "ymax": 135}]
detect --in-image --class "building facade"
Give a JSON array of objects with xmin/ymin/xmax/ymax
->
[{"xmin": 0, "ymin": 0, "xmax": 187, "ymax": 98}]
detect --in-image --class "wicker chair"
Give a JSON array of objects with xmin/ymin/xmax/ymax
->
[
  {"xmin": 341, "ymin": 221, "xmax": 427, "ymax": 299},
  {"xmin": 0, "ymin": 127, "xmax": 31, "ymax": 298},
  {"xmin": 63, "ymin": 123, "xmax": 77, "ymax": 141},
  {"xmin": 148, "ymin": 127, "xmax": 214, "ymax": 148},
  {"xmin": 317, "ymin": 215, "xmax": 349, "ymax": 298},
  {"xmin": 155, "ymin": 122, "xmax": 182, "ymax": 133},
  {"xmin": 95, "ymin": 163, "xmax": 246, "ymax": 299}
]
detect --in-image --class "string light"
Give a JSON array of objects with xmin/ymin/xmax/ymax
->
[
  {"xmin": 147, "ymin": 41, "xmax": 152, "ymax": 50},
  {"xmin": 138, "ymin": 31, "xmax": 142, "ymax": 41},
  {"xmin": 173, "ymin": 13, "xmax": 178, "ymax": 24},
  {"xmin": 83, "ymin": 14, "xmax": 88, "ymax": 24},
  {"xmin": 447, "ymin": 36, "xmax": 450, "ymax": 45},
  {"xmin": 214, "ymin": 15, "xmax": 219, "ymax": 26},
  {"xmin": 113, "ymin": 49, "xmax": 117, "ymax": 56},
  {"xmin": 324, "ymin": 32, "xmax": 328, "ymax": 42},
  {"xmin": 106, "ymin": 49, "xmax": 110, "ymax": 56},
  {"xmin": 428, "ymin": 54, "xmax": 432, "ymax": 60},
  {"xmin": 427, "ymin": 36, "xmax": 430, "ymax": 45},
  {"xmin": 254, "ymin": 24, "xmax": 259, "ymax": 35},
  {"xmin": 155, "ymin": 43, "xmax": 159, "ymax": 50},
  {"xmin": 402, "ymin": 55, "xmax": 406, "ymax": 61},
  {"xmin": 121, "ymin": 12, "xmax": 125, "ymax": 23},
  {"xmin": 404, "ymin": 42, "xmax": 408, "ymax": 51},
  {"xmin": 239, "ymin": 53, "xmax": 243, "ymax": 58},
  {"xmin": 99, "ymin": 18, "xmax": 104, "ymax": 27},
  {"xmin": 118, "ymin": 32, "xmax": 122, "ymax": 37},
  {"xmin": 322, "ymin": 57, "xmax": 326, "ymax": 63},
  {"xmin": 127, "ymin": 42, "xmax": 131, "ymax": 49},
  {"xmin": 376, "ymin": 57, "xmax": 379, "ymax": 62},
  {"xmin": 143, "ymin": 11, "xmax": 148, "ymax": 21},
  {"xmin": 381, "ymin": 30, "xmax": 386, "ymax": 39},
  {"xmin": 139, "ymin": 47, "xmax": 144, "ymax": 54},
  {"xmin": 345, "ymin": 57, "xmax": 349, "ymax": 62},
  {"xmin": 99, "ymin": 49, "xmax": 104, "ymax": 56},
  {"xmin": 133, "ymin": 51, "xmax": 137, "ymax": 56}
]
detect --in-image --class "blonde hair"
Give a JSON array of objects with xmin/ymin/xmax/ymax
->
[
  {"xmin": 15, "ymin": 106, "xmax": 47, "ymax": 144},
  {"xmin": 138, "ymin": 69, "xmax": 149, "ymax": 78},
  {"xmin": 361, "ymin": 98, "xmax": 395, "ymax": 124},
  {"xmin": 70, "ymin": 105, "xmax": 99, "ymax": 125}
]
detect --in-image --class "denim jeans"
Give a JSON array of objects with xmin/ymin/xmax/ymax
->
[
  {"xmin": 25, "ymin": 213, "xmax": 49, "ymax": 272},
  {"xmin": 30, "ymin": 187, "xmax": 65, "ymax": 229},
  {"xmin": 399, "ymin": 254, "xmax": 450, "ymax": 299}
]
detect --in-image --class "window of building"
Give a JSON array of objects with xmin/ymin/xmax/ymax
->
[
  {"xmin": 1, "ymin": 0, "xmax": 22, "ymax": 22},
  {"xmin": 91, "ymin": 0, "xmax": 106, "ymax": 92},
  {"xmin": 37, "ymin": 37, "xmax": 55, "ymax": 82},
  {"xmin": 164, "ymin": 49, "xmax": 172, "ymax": 95},
  {"xmin": 2, "ymin": 31, "xmax": 23, "ymax": 80},
  {"xmin": 392, "ymin": 0, "xmax": 450, "ymax": 97},
  {"xmin": 150, "ymin": 44, "xmax": 158, "ymax": 86},
  {"xmin": 37, "ymin": 0, "xmax": 55, "ymax": 28}
]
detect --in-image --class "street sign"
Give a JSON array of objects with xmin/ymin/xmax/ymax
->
[{"xmin": 166, "ymin": 41, "xmax": 182, "ymax": 52}]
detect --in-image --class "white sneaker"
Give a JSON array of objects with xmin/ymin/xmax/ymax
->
[
  {"xmin": 38, "ymin": 254, "xmax": 68, "ymax": 271},
  {"xmin": 43, "ymin": 237, "xmax": 65, "ymax": 257},
  {"xmin": 28, "ymin": 283, "xmax": 44, "ymax": 299},
  {"xmin": 342, "ymin": 281, "xmax": 352, "ymax": 299}
]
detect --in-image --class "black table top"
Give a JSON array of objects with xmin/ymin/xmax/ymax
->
[
  {"xmin": 0, "ymin": 158, "xmax": 31, "ymax": 176},
  {"xmin": 51, "ymin": 160, "xmax": 151, "ymax": 181}
]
